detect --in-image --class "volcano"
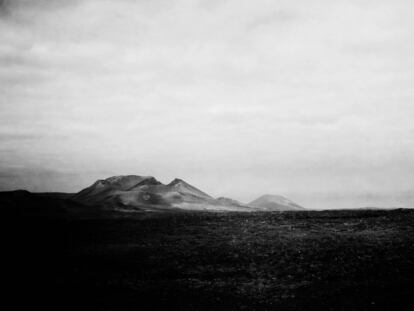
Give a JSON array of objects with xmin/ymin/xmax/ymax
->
[
  {"xmin": 248, "ymin": 194, "xmax": 304, "ymax": 211},
  {"xmin": 73, "ymin": 175, "xmax": 249, "ymax": 211}
]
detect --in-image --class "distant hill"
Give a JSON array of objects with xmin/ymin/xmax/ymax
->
[
  {"xmin": 249, "ymin": 194, "xmax": 304, "ymax": 211},
  {"xmin": 0, "ymin": 190, "xmax": 82, "ymax": 217}
]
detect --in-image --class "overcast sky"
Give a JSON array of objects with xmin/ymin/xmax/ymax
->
[{"xmin": 1, "ymin": 0, "xmax": 414, "ymax": 208}]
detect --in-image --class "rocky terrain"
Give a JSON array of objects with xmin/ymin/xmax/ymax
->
[{"xmin": 3, "ymin": 206, "xmax": 414, "ymax": 311}]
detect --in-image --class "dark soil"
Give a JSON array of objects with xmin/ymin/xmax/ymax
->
[{"xmin": 3, "ymin": 209, "xmax": 414, "ymax": 310}]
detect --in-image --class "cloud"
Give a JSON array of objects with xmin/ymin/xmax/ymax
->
[{"xmin": 0, "ymin": 0, "xmax": 414, "ymax": 208}]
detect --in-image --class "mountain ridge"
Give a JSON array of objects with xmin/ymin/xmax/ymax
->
[{"xmin": 72, "ymin": 175, "xmax": 304, "ymax": 212}]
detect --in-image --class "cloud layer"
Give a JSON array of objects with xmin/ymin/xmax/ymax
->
[{"xmin": 1, "ymin": 0, "xmax": 414, "ymax": 208}]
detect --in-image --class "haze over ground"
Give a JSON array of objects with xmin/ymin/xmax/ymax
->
[{"xmin": 1, "ymin": 0, "xmax": 414, "ymax": 209}]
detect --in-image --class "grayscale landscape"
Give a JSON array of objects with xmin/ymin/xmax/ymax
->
[{"xmin": 1, "ymin": 0, "xmax": 414, "ymax": 310}]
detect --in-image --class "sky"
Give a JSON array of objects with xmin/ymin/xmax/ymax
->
[{"xmin": 1, "ymin": 0, "xmax": 414, "ymax": 209}]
